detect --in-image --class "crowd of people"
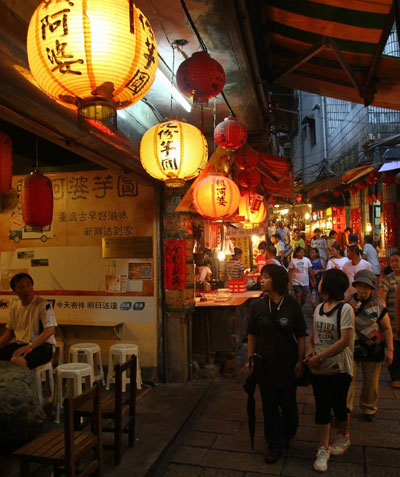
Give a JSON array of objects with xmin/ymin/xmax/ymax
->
[{"xmin": 246, "ymin": 221, "xmax": 400, "ymax": 473}]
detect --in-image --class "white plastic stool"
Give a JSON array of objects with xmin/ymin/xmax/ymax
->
[
  {"xmin": 69, "ymin": 343, "xmax": 105, "ymax": 386},
  {"xmin": 33, "ymin": 361, "xmax": 54, "ymax": 406},
  {"xmin": 106, "ymin": 344, "xmax": 142, "ymax": 392},
  {"xmin": 55, "ymin": 363, "xmax": 94, "ymax": 423}
]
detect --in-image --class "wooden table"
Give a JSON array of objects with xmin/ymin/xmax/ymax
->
[{"xmin": 194, "ymin": 291, "xmax": 262, "ymax": 364}]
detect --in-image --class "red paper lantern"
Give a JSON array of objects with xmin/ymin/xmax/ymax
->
[
  {"xmin": 176, "ymin": 51, "xmax": 225, "ymax": 105},
  {"xmin": 358, "ymin": 180, "xmax": 367, "ymax": 190},
  {"xmin": 349, "ymin": 185, "xmax": 358, "ymax": 195},
  {"xmin": 192, "ymin": 175, "xmax": 240, "ymax": 219},
  {"xmin": 377, "ymin": 191, "xmax": 382, "ymax": 202},
  {"xmin": 235, "ymin": 145, "xmax": 259, "ymax": 170},
  {"xmin": 295, "ymin": 194, "xmax": 302, "ymax": 202},
  {"xmin": 372, "ymin": 193, "xmax": 378, "ymax": 203},
  {"xmin": 332, "ymin": 189, "xmax": 341, "ymax": 197},
  {"xmin": 395, "ymin": 172, "xmax": 400, "ymax": 184},
  {"xmin": 237, "ymin": 169, "xmax": 261, "ymax": 189},
  {"xmin": 368, "ymin": 195, "xmax": 373, "ymax": 205},
  {"xmin": 214, "ymin": 117, "xmax": 247, "ymax": 151},
  {"xmin": 0, "ymin": 131, "xmax": 12, "ymax": 195},
  {"xmin": 22, "ymin": 171, "xmax": 53, "ymax": 227},
  {"xmin": 367, "ymin": 169, "xmax": 380, "ymax": 185},
  {"xmin": 382, "ymin": 172, "xmax": 396, "ymax": 184}
]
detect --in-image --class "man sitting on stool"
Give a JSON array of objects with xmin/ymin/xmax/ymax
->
[{"xmin": 0, "ymin": 273, "xmax": 57, "ymax": 368}]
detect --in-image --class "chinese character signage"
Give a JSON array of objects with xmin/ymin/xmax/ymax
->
[{"xmin": 164, "ymin": 239, "xmax": 187, "ymax": 290}]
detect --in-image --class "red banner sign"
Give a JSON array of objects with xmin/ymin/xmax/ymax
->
[{"xmin": 164, "ymin": 239, "xmax": 187, "ymax": 289}]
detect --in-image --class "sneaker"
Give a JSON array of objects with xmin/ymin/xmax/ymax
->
[
  {"xmin": 314, "ymin": 446, "xmax": 330, "ymax": 472},
  {"xmin": 363, "ymin": 414, "xmax": 374, "ymax": 422},
  {"xmin": 330, "ymin": 433, "xmax": 350, "ymax": 456}
]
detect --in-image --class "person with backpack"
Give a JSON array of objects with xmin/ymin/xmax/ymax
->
[
  {"xmin": 346, "ymin": 270, "xmax": 393, "ymax": 422},
  {"xmin": 305, "ymin": 269, "xmax": 355, "ymax": 473}
]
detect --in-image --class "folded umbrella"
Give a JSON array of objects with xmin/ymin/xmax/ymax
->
[{"xmin": 243, "ymin": 353, "xmax": 262, "ymax": 450}]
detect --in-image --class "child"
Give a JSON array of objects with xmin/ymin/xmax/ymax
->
[
  {"xmin": 378, "ymin": 251, "xmax": 400, "ymax": 388},
  {"xmin": 289, "ymin": 246, "xmax": 315, "ymax": 307},
  {"xmin": 310, "ymin": 247, "xmax": 324, "ymax": 309},
  {"xmin": 347, "ymin": 270, "xmax": 393, "ymax": 421}
]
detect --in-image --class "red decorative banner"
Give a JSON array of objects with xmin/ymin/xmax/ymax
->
[
  {"xmin": 383, "ymin": 201, "xmax": 400, "ymax": 249},
  {"xmin": 164, "ymin": 239, "xmax": 187, "ymax": 290},
  {"xmin": 350, "ymin": 207, "xmax": 361, "ymax": 237}
]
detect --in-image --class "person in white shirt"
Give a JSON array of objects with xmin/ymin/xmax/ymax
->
[
  {"xmin": 289, "ymin": 247, "xmax": 316, "ymax": 307},
  {"xmin": 326, "ymin": 243, "xmax": 349, "ymax": 271},
  {"xmin": 271, "ymin": 234, "xmax": 286, "ymax": 265},
  {"xmin": 362, "ymin": 235, "xmax": 381, "ymax": 277},
  {"xmin": 344, "ymin": 234, "xmax": 359, "ymax": 257},
  {"xmin": 276, "ymin": 221, "xmax": 291, "ymax": 245},
  {"xmin": 343, "ymin": 245, "xmax": 372, "ymax": 300},
  {"xmin": 311, "ymin": 228, "xmax": 329, "ymax": 264}
]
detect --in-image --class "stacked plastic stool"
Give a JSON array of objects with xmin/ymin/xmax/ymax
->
[
  {"xmin": 69, "ymin": 342, "xmax": 105, "ymax": 385},
  {"xmin": 33, "ymin": 361, "xmax": 54, "ymax": 406},
  {"xmin": 54, "ymin": 363, "xmax": 94, "ymax": 423},
  {"xmin": 106, "ymin": 343, "xmax": 142, "ymax": 392}
]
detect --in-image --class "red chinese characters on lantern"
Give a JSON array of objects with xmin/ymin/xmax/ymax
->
[
  {"xmin": 235, "ymin": 145, "xmax": 258, "ymax": 170},
  {"xmin": 164, "ymin": 239, "xmax": 187, "ymax": 290},
  {"xmin": 237, "ymin": 169, "xmax": 261, "ymax": 189},
  {"xmin": 214, "ymin": 117, "xmax": 247, "ymax": 151}
]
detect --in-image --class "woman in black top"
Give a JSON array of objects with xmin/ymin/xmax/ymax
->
[{"xmin": 247, "ymin": 264, "xmax": 307, "ymax": 463}]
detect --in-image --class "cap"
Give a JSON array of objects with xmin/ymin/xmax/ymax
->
[{"xmin": 352, "ymin": 269, "xmax": 377, "ymax": 288}]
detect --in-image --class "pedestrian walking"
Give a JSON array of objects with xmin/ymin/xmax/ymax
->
[
  {"xmin": 310, "ymin": 247, "xmax": 325, "ymax": 309},
  {"xmin": 362, "ymin": 235, "xmax": 381, "ymax": 278},
  {"xmin": 346, "ymin": 270, "xmax": 393, "ymax": 422},
  {"xmin": 343, "ymin": 245, "xmax": 372, "ymax": 300},
  {"xmin": 326, "ymin": 243, "xmax": 349, "ymax": 270},
  {"xmin": 246, "ymin": 264, "xmax": 307, "ymax": 464},
  {"xmin": 305, "ymin": 269, "xmax": 354, "ymax": 473},
  {"xmin": 288, "ymin": 246, "xmax": 315, "ymax": 308},
  {"xmin": 311, "ymin": 228, "xmax": 329, "ymax": 265}
]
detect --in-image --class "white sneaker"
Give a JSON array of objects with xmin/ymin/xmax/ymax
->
[
  {"xmin": 330, "ymin": 433, "xmax": 350, "ymax": 456},
  {"xmin": 314, "ymin": 446, "xmax": 330, "ymax": 472}
]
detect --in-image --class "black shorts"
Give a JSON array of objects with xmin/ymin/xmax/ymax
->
[
  {"xmin": 0, "ymin": 342, "xmax": 53, "ymax": 369},
  {"xmin": 311, "ymin": 373, "xmax": 352, "ymax": 424}
]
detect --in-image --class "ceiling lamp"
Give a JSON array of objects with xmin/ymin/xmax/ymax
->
[
  {"xmin": 27, "ymin": 0, "xmax": 158, "ymax": 130},
  {"xmin": 193, "ymin": 175, "xmax": 240, "ymax": 219},
  {"xmin": 140, "ymin": 120, "xmax": 208, "ymax": 187},
  {"xmin": 214, "ymin": 117, "xmax": 247, "ymax": 151},
  {"xmin": 22, "ymin": 171, "xmax": 53, "ymax": 227},
  {"xmin": 0, "ymin": 132, "xmax": 12, "ymax": 195},
  {"xmin": 239, "ymin": 193, "xmax": 266, "ymax": 228},
  {"xmin": 176, "ymin": 52, "xmax": 225, "ymax": 105},
  {"xmin": 235, "ymin": 145, "xmax": 259, "ymax": 170}
]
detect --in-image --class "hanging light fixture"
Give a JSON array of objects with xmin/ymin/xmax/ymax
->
[
  {"xmin": 239, "ymin": 193, "xmax": 266, "ymax": 228},
  {"xmin": 176, "ymin": 52, "xmax": 225, "ymax": 105},
  {"xmin": 21, "ymin": 139, "xmax": 53, "ymax": 227},
  {"xmin": 214, "ymin": 117, "xmax": 247, "ymax": 151},
  {"xmin": 27, "ymin": 0, "xmax": 158, "ymax": 131},
  {"xmin": 0, "ymin": 131, "xmax": 13, "ymax": 195},
  {"xmin": 140, "ymin": 120, "xmax": 208, "ymax": 187},
  {"xmin": 192, "ymin": 175, "xmax": 240, "ymax": 219}
]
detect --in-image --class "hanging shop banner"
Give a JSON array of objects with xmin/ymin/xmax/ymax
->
[
  {"xmin": 164, "ymin": 239, "xmax": 187, "ymax": 290},
  {"xmin": 382, "ymin": 202, "xmax": 400, "ymax": 249},
  {"xmin": 350, "ymin": 208, "xmax": 361, "ymax": 237}
]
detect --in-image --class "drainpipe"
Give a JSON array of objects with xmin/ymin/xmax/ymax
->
[
  {"xmin": 299, "ymin": 91, "xmax": 305, "ymax": 179},
  {"xmin": 321, "ymin": 96, "xmax": 329, "ymax": 164}
]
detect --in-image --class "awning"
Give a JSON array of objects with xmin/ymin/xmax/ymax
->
[
  {"xmin": 257, "ymin": 0, "xmax": 400, "ymax": 110},
  {"xmin": 379, "ymin": 160, "xmax": 400, "ymax": 172},
  {"xmin": 342, "ymin": 164, "xmax": 374, "ymax": 183},
  {"xmin": 258, "ymin": 153, "xmax": 294, "ymax": 197},
  {"xmin": 306, "ymin": 175, "xmax": 342, "ymax": 200}
]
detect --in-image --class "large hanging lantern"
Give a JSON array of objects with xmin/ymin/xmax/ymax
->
[
  {"xmin": 214, "ymin": 117, "xmax": 247, "ymax": 151},
  {"xmin": 235, "ymin": 145, "xmax": 259, "ymax": 170},
  {"xmin": 239, "ymin": 193, "xmax": 266, "ymax": 226},
  {"xmin": 0, "ymin": 132, "xmax": 12, "ymax": 195},
  {"xmin": 22, "ymin": 171, "xmax": 53, "ymax": 227},
  {"xmin": 27, "ymin": 0, "xmax": 157, "ymax": 130},
  {"xmin": 295, "ymin": 194, "xmax": 302, "ymax": 203},
  {"xmin": 140, "ymin": 120, "xmax": 208, "ymax": 187},
  {"xmin": 237, "ymin": 169, "xmax": 261, "ymax": 189},
  {"xmin": 193, "ymin": 175, "xmax": 240, "ymax": 219},
  {"xmin": 176, "ymin": 52, "xmax": 225, "ymax": 105}
]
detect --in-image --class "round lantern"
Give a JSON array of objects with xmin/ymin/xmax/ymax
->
[
  {"xmin": 193, "ymin": 175, "xmax": 240, "ymax": 219},
  {"xmin": 22, "ymin": 171, "xmax": 53, "ymax": 227},
  {"xmin": 395, "ymin": 172, "xmax": 400, "ymax": 184},
  {"xmin": 367, "ymin": 169, "xmax": 380, "ymax": 185},
  {"xmin": 27, "ymin": 1, "xmax": 157, "ymax": 129},
  {"xmin": 237, "ymin": 169, "xmax": 261, "ymax": 189},
  {"xmin": 358, "ymin": 180, "xmax": 367, "ymax": 190},
  {"xmin": 295, "ymin": 194, "xmax": 302, "ymax": 203},
  {"xmin": 140, "ymin": 120, "xmax": 208, "ymax": 187},
  {"xmin": 349, "ymin": 185, "xmax": 358, "ymax": 195},
  {"xmin": 239, "ymin": 193, "xmax": 266, "ymax": 225},
  {"xmin": 368, "ymin": 195, "xmax": 373, "ymax": 205},
  {"xmin": 176, "ymin": 52, "xmax": 225, "ymax": 104},
  {"xmin": 333, "ymin": 189, "xmax": 341, "ymax": 197},
  {"xmin": 214, "ymin": 117, "xmax": 247, "ymax": 151},
  {"xmin": 235, "ymin": 145, "xmax": 259, "ymax": 170},
  {"xmin": 382, "ymin": 172, "xmax": 396, "ymax": 184},
  {"xmin": 0, "ymin": 131, "xmax": 12, "ymax": 195}
]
